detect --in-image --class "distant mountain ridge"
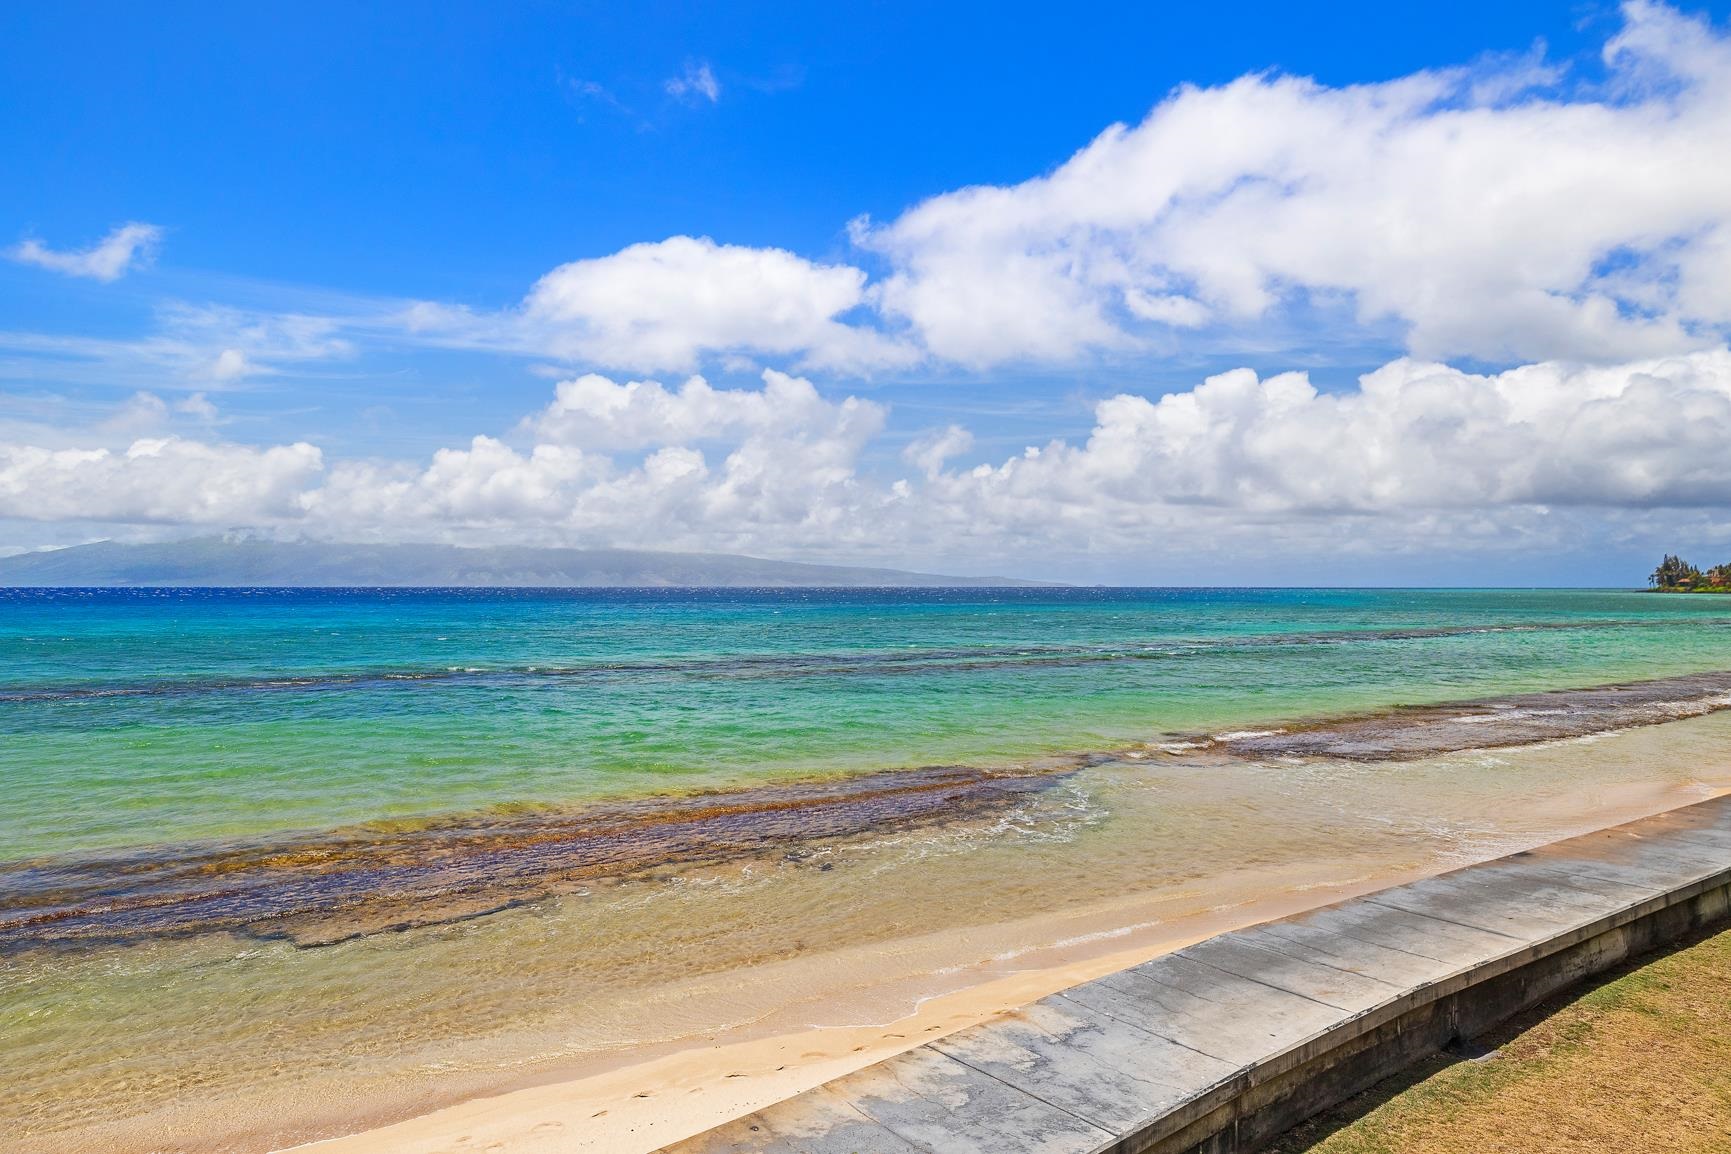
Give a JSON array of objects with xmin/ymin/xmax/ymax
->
[{"xmin": 0, "ymin": 539, "xmax": 1045, "ymax": 588}]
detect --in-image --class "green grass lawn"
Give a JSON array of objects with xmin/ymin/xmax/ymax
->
[{"xmin": 1270, "ymin": 924, "xmax": 1731, "ymax": 1154}]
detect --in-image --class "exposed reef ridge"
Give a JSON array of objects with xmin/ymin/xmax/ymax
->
[{"xmin": 6, "ymin": 670, "xmax": 1731, "ymax": 955}]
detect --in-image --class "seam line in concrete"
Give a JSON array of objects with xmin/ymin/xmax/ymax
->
[
  {"xmin": 1050, "ymin": 989, "xmax": 1244, "ymax": 1070},
  {"xmin": 1168, "ymin": 952, "xmax": 1369, "ymax": 1013},
  {"xmin": 664, "ymin": 796, "xmax": 1731, "ymax": 1154},
  {"xmin": 1360, "ymin": 896, "xmax": 1531, "ymax": 939},
  {"xmin": 851, "ymin": 1065, "xmax": 949, "ymax": 1153},
  {"xmin": 1227, "ymin": 936, "xmax": 1410, "ymax": 992},
  {"xmin": 1262, "ymin": 923, "xmax": 1456, "ymax": 965},
  {"xmin": 936, "ymin": 1046, "xmax": 1117, "ymax": 1135}
]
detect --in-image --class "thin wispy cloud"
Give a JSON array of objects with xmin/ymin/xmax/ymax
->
[
  {"xmin": 562, "ymin": 74, "xmax": 631, "ymax": 122},
  {"xmin": 0, "ymin": 302, "xmax": 350, "ymax": 390},
  {"xmin": 664, "ymin": 61, "xmax": 721, "ymax": 104},
  {"xmin": 9, "ymin": 222, "xmax": 163, "ymax": 282},
  {"xmin": 739, "ymin": 63, "xmax": 805, "ymax": 95},
  {"xmin": 351, "ymin": 2, "xmax": 1731, "ymax": 379},
  {"xmin": 567, "ymin": 78, "xmax": 615, "ymax": 103},
  {"xmin": 8, "ymin": 2, "xmax": 1731, "ymax": 579}
]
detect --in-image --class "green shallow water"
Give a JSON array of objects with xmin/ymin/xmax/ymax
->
[
  {"xmin": 9, "ymin": 586, "xmax": 1731, "ymax": 1154},
  {"xmin": 4, "ymin": 586, "xmax": 1730, "ymax": 861}
]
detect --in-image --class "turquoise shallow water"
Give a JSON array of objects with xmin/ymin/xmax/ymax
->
[
  {"xmin": 10, "ymin": 586, "xmax": 1731, "ymax": 1154},
  {"xmin": 5, "ymin": 586, "xmax": 1731, "ymax": 862}
]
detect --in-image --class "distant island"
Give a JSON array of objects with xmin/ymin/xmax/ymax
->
[
  {"xmin": 1649, "ymin": 554, "xmax": 1731, "ymax": 593},
  {"xmin": 0, "ymin": 539, "xmax": 1047, "ymax": 589}
]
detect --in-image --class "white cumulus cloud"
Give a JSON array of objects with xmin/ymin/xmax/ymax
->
[
  {"xmin": 918, "ymin": 350, "xmax": 1731, "ymax": 544},
  {"xmin": 856, "ymin": 1, "xmax": 1731, "ymax": 366},
  {"xmin": 10, "ymin": 4, "xmax": 1731, "ymax": 579},
  {"xmin": 522, "ymin": 236, "xmax": 915, "ymax": 373},
  {"xmin": 0, "ymin": 437, "xmax": 322, "ymax": 523},
  {"xmin": 398, "ymin": 1, "xmax": 1731, "ymax": 377},
  {"xmin": 192, "ymin": 3, "xmax": 1731, "ymax": 381},
  {"xmin": 903, "ymin": 425, "xmax": 973, "ymax": 478},
  {"xmin": 10, "ymin": 349, "xmax": 1731, "ymax": 577},
  {"xmin": 310, "ymin": 439, "xmax": 599, "ymax": 528},
  {"xmin": 858, "ymin": 2, "xmax": 1731, "ymax": 365},
  {"xmin": 529, "ymin": 367, "xmax": 883, "ymax": 450},
  {"xmin": 291, "ymin": 370, "xmax": 890, "ymax": 551}
]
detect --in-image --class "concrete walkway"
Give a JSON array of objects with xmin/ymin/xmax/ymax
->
[{"xmin": 664, "ymin": 796, "xmax": 1731, "ymax": 1154}]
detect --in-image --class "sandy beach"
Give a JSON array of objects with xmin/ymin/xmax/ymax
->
[
  {"xmin": 12, "ymin": 3, "xmax": 1731, "ymax": 1148},
  {"xmin": 289, "ymin": 774, "xmax": 1729, "ymax": 1154},
  {"xmin": 12, "ymin": 602, "xmax": 1731, "ymax": 1154}
]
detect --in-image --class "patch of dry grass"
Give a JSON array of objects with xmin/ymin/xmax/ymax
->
[{"xmin": 1270, "ymin": 925, "xmax": 1731, "ymax": 1154}]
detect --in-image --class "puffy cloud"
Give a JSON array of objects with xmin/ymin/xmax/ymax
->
[
  {"xmin": 903, "ymin": 425, "xmax": 973, "ymax": 478},
  {"xmin": 99, "ymin": 392, "xmax": 173, "ymax": 434},
  {"xmin": 16, "ymin": 5, "xmax": 1731, "ymax": 389},
  {"xmin": 854, "ymin": 0, "xmax": 1731, "ymax": 366},
  {"xmin": 918, "ymin": 350, "xmax": 1731, "ymax": 545},
  {"xmin": 0, "ymin": 389, "xmax": 219, "ymax": 450},
  {"xmin": 11, "ymin": 7, "xmax": 1731, "ymax": 582},
  {"xmin": 298, "ymin": 370, "xmax": 890, "ymax": 550},
  {"xmin": 0, "ymin": 437, "xmax": 321, "ymax": 523},
  {"xmin": 521, "ymin": 236, "xmax": 914, "ymax": 373},
  {"xmin": 10, "ymin": 349, "xmax": 1731, "ymax": 576},
  {"xmin": 529, "ymin": 367, "xmax": 883, "ymax": 451},
  {"xmin": 310, "ymin": 439, "xmax": 600, "ymax": 528},
  {"xmin": 381, "ymin": 2, "xmax": 1731, "ymax": 377},
  {"xmin": 66, "ymin": 3, "xmax": 1713, "ymax": 382},
  {"xmin": 9, "ymin": 223, "xmax": 163, "ymax": 281},
  {"xmin": 208, "ymin": 349, "xmax": 254, "ymax": 381},
  {"xmin": 519, "ymin": 369, "xmax": 887, "ymax": 548},
  {"xmin": 176, "ymin": 393, "xmax": 218, "ymax": 421}
]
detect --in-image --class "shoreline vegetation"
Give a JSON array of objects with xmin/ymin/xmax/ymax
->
[{"xmin": 1649, "ymin": 554, "xmax": 1731, "ymax": 592}]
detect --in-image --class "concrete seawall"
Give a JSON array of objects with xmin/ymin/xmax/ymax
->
[{"xmin": 664, "ymin": 795, "xmax": 1731, "ymax": 1154}]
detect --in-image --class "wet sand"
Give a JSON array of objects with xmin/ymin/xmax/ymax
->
[
  {"xmin": 1197, "ymin": 670, "xmax": 1731, "ymax": 761},
  {"xmin": 294, "ymin": 775, "xmax": 1729, "ymax": 1154},
  {"xmin": 0, "ymin": 764, "xmax": 1069, "ymax": 952},
  {"xmin": 11, "ymin": 673, "xmax": 1731, "ymax": 1154},
  {"xmin": 287, "ymin": 871, "xmax": 1430, "ymax": 1154},
  {"xmin": 8, "ymin": 670, "xmax": 1731, "ymax": 957}
]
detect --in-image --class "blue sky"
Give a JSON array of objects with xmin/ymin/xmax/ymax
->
[
  {"xmin": 5, "ymin": 1, "xmax": 1731, "ymax": 582},
  {"xmin": 5, "ymin": 3, "xmax": 1635, "ymax": 284}
]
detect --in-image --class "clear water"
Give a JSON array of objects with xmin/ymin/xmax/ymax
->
[
  {"xmin": 8, "ymin": 587, "xmax": 1731, "ymax": 1153},
  {"xmin": 4, "ymin": 586, "xmax": 1731, "ymax": 861}
]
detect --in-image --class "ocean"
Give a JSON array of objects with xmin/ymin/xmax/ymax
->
[{"xmin": 5, "ymin": 586, "xmax": 1731, "ymax": 1151}]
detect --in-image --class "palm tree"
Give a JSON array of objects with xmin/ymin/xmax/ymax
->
[{"xmin": 1651, "ymin": 554, "xmax": 1701, "ymax": 590}]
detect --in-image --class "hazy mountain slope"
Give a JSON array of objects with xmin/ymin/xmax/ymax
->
[{"xmin": 0, "ymin": 539, "xmax": 1044, "ymax": 587}]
